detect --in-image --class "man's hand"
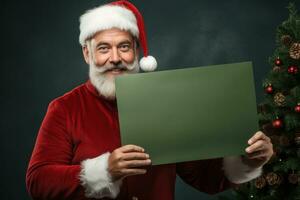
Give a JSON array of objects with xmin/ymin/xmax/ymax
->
[
  {"xmin": 108, "ymin": 145, "xmax": 151, "ymax": 181},
  {"xmin": 242, "ymin": 131, "xmax": 273, "ymax": 168}
]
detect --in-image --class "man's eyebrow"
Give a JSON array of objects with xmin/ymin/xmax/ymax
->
[
  {"xmin": 96, "ymin": 42, "xmax": 110, "ymax": 48},
  {"xmin": 95, "ymin": 40, "xmax": 132, "ymax": 48},
  {"xmin": 118, "ymin": 40, "xmax": 133, "ymax": 45}
]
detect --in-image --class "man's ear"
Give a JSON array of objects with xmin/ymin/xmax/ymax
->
[{"xmin": 82, "ymin": 45, "xmax": 90, "ymax": 65}]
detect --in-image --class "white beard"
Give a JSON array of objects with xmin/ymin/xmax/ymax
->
[{"xmin": 89, "ymin": 58, "xmax": 139, "ymax": 100}]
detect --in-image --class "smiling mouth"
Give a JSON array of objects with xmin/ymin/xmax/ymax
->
[{"xmin": 106, "ymin": 68, "xmax": 127, "ymax": 74}]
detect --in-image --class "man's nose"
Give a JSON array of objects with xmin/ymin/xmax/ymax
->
[{"xmin": 109, "ymin": 47, "xmax": 121, "ymax": 65}]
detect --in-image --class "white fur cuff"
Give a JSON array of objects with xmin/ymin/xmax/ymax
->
[
  {"xmin": 79, "ymin": 152, "xmax": 122, "ymax": 199},
  {"xmin": 223, "ymin": 156, "xmax": 262, "ymax": 184}
]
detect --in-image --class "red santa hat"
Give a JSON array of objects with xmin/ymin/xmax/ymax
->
[{"xmin": 79, "ymin": 0, "xmax": 157, "ymax": 72}]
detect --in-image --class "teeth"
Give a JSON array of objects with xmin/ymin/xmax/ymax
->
[
  {"xmin": 106, "ymin": 68, "xmax": 126, "ymax": 73},
  {"xmin": 109, "ymin": 69, "xmax": 122, "ymax": 73}
]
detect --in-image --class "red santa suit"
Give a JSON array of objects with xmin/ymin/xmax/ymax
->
[
  {"xmin": 27, "ymin": 1, "xmax": 262, "ymax": 199},
  {"xmin": 26, "ymin": 81, "xmax": 262, "ymax": 200}
]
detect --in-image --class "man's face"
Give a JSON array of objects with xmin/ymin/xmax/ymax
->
[
  {"xmin": 83, "ymin": 28, "xmax": 139, "ymax": 99},
  {"xmin": 90, "ymin": 28, "xmax": 136, "ymax": 77}
]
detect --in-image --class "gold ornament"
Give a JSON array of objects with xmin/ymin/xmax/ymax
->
[
  {"xmin": 266, "ymin": 172, "xmax": 281, "ymax": 185},
  {"xmin": 281, "ymin": 35, "xmax": 293, "ymax": 47},
  {"xmin": 273, "ymin": 92, "xmax": 286, "ymax": 107},
  {"xmin": 254, "ymin": 176, "xmax": 266, "ymax": 189},
  {"xmin": 290, "ymin": 43, "xmax": 300, "ymax": 60}
]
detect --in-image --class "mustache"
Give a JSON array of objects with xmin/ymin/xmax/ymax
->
[
  {"xmin": 103, "ymin": 63, "xmax": 128, "ymax": 72},
  {"xmin": 90, "ymin": 57, "xmax": 139, "ymax": 74},
  {"xmin": 92, "ymin": 62, "xmax": 128, "ymax": 73}
]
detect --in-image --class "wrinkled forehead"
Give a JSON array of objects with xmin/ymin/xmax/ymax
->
[{"xmin": 89, "ymin": 28, "xmax": 139, "ymax": 48}]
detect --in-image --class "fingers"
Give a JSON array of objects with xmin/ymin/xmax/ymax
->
[
  {"xmin": 119, "ymin": 144, "xmax": 145, "ymax": 153},
  {"xmin": 122, "ymin": 159, "xmax": 152, "ymax": 168},
  {"xmin": 246, "ymin": 140, "xmax": 265, "ymax": 154},
  {"xmin": 245, "ymin": 149, "xmax": 267, "ymax": 158},
  {"xmin": 243, "ymin": 131, "xmax": 274, "ymax": 168},
  {"xmin": 122, "ymin": 152, "xmax": 149, "ymax": 161},
  {"xmin": 245, "ymin": 131, "xmax": 274, "ymax": 161},
  {"xmin": 246, "ymin": 150, "xmax": 269, "ymax": 160},
  {"xmin": 248, "ymin": 131, "xmax": 270, "ymax": 145},
  {"xmin": 109, "ymin": 145, "xmax": 152, "ymax": 180}
]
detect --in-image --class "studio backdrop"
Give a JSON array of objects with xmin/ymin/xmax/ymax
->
[{"xmin": 1, "ymin": 0, "xmax": 296, "ymax": 199}]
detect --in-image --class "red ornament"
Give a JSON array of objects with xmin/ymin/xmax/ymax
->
[
  {"xmin": 288, "ymin": 65, "xmax": 299, "ymax": 74},
  {"xmin": 275, "ymin": 57, "xmax": 283, "ymax": 66},
  {"xmin": 272, "ymin": 119, "xmax": 283, "ymax": 128},
  {"xmin": 295, "ymin": 104, "xmax": 300, "ymax": 113},
  {"xmin": 265, "ymin": 85, "xmax": 273, "ymax": 94}
]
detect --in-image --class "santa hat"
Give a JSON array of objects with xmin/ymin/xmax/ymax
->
[{"xmin": 79, "ymin": 0, "xmax": 157, "ymax": 72}]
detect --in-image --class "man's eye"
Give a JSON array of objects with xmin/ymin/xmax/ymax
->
[
  {"xmin": 98, "ymin": 46, "xmax": 109, "ymax": 53},
  {"xmin": 120, "ymin": 45, "xmax": 130, "ymax": 51}
]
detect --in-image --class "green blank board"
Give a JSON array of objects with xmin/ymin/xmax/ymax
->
[{"xmin": 116, "ymin": 61, "xmax": 258, "ymax": 165}]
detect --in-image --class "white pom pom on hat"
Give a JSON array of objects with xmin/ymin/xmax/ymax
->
[
  {"xmin": 79, "ymin": 0, "xmax": 157, "ymax": 72},
  {"xmin": 139, "ymin": 56, "xmax": 157, "ymax": 72}
]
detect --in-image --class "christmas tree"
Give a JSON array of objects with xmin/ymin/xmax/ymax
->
[{"xmin": 230, "ymin": 2, "xmax": 300, "ymax": 200}]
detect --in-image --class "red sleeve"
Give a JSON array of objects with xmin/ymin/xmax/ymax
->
[
  {"xmin": 26, "ymin": 100, "xmax": 84, "ymax": 199},
  {"xmin": 176, "ymin": 158, "xmax": 237, "ymax": 195}
]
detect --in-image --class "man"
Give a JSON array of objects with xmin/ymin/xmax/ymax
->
[{"xmin": 26, "ymin": 1, "xmax": 273, "ymax": 199}]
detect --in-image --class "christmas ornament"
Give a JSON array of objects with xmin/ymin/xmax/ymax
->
[
  {"xmin": 272, "ymin": 118, "xmax": 283, "ymax": 128},
  {"xmin": 288, "ymin": 173, "xmax": 299, "ymax": 184},
  {"xmin": 266, "ymin": 172, "xmax": 282, "ymax": 185},
  {"xmin": 255, "ymin": 176, "xmax": 266, "ymax": 189},
  {"xmin": 275, "ymin": 57, "xmax": 283, "ymax": 66},
  {"xmin": 287, "ymin": 65, "xmax": 299, "ymax": 74},
  {"xmin": 274, "ymin": 92, "xmax": 286, "ymax": 106},
  {"xmin": 265, "ymin": 84, "xmax": 274, "ymax": 94},
  {"xmin": 273, "ymin": 66, "xmax": 282, "ymax": 72},
  {"xmin": 279, "ymin": 135, "xmax": 290, "ymax": 146},
  {"xmin": 281, "ymin": 34, "xmax": 293, "ymax": 47},
  {"xmin": 290, "ymin": 43, "xmax": 300, "ymax": 60},
  {"xmin": 295, "ymin": 104, "xmax": 300, "ymax": 113}
]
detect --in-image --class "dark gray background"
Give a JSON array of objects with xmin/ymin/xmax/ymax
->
[{"xmin": 1, "ymin": 0, "xmax": 298, "ymax": 199}]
